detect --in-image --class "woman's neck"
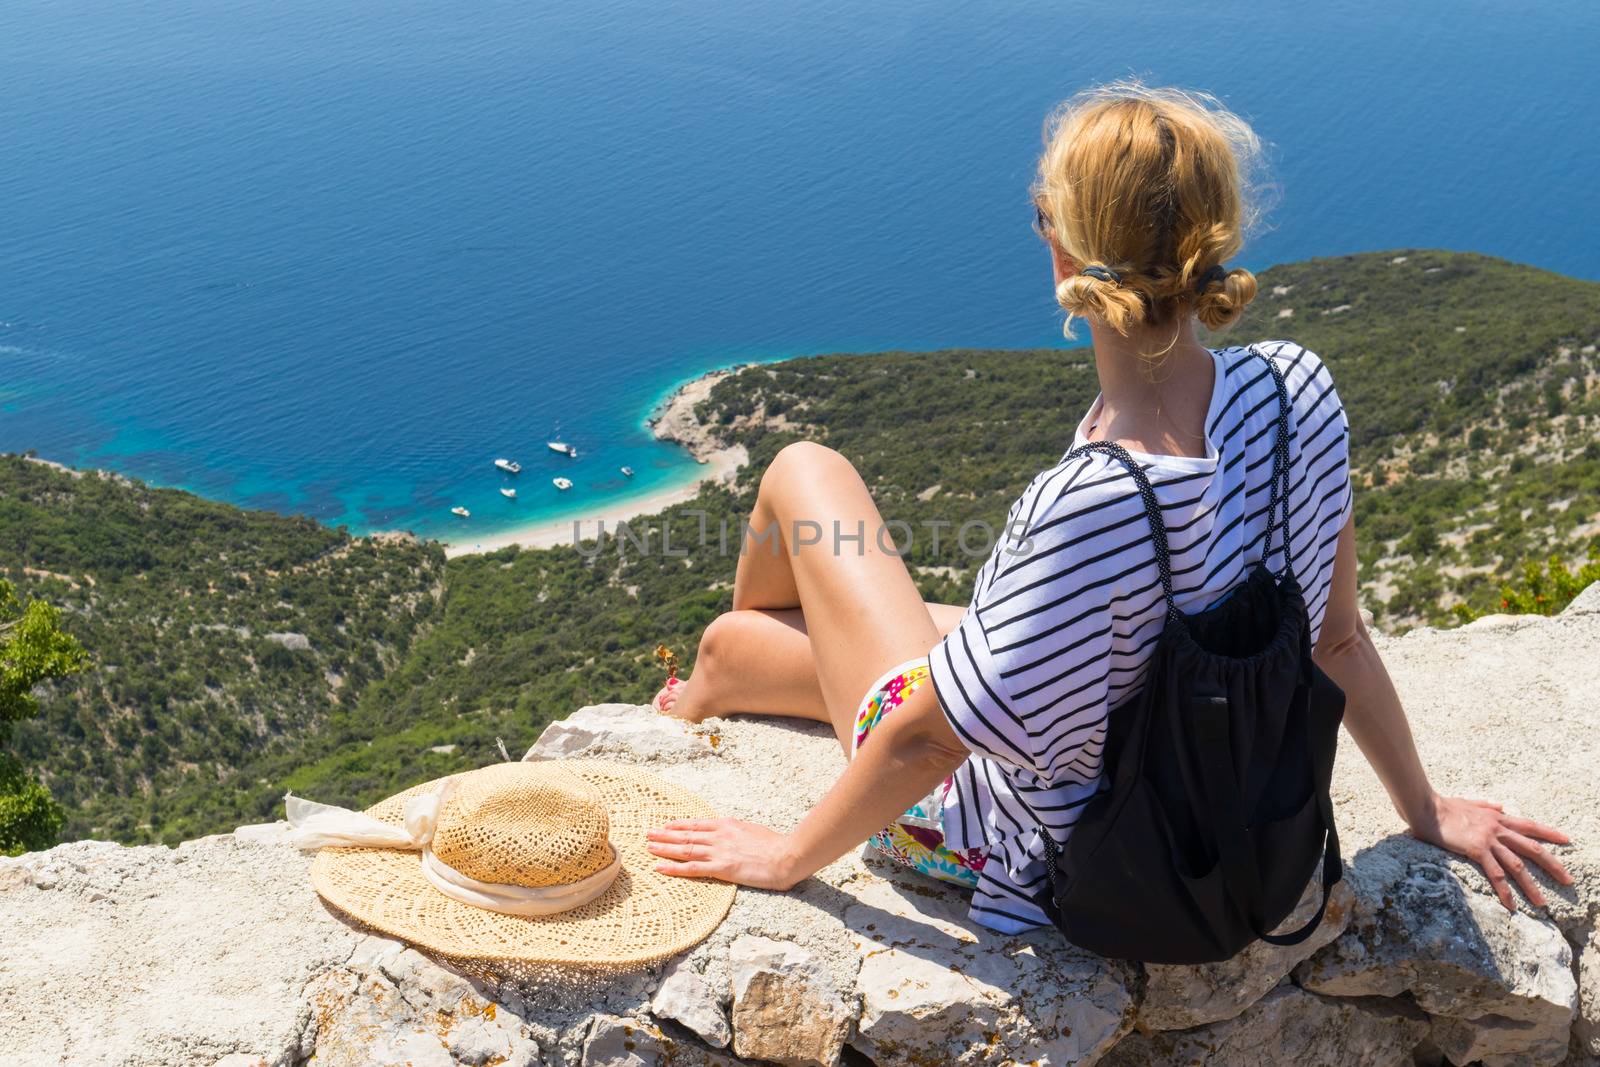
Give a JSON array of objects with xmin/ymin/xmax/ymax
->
[{"xmin": 1083, "ymin": 316, "xmax": 1216, "ymax": 458}]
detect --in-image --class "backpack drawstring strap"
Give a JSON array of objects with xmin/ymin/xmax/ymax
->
[{"xmin": 1255, "ymin": 347, "xmax": 1297, "ymax": 582}]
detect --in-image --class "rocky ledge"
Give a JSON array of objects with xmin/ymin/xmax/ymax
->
[{"xmin": 3, "ymin": 589, "xmax": 1599, "ymax": 1067}]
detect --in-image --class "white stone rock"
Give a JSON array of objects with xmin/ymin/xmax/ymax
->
[
  {"xmin": 1297, "ymin": 855, "xmax": 1578, "ymax": 1067},
  {"xmin": 346, "ymin": 933, "xmax": 408, "ymax": 973},
  {"xmin": 1578, "ymin": 930, "xmax": 1600, "ymax": 1057},
  {"xmin": 845, "ymin": 872, "xmax": 1133, "ymax": 1065},
  {"xmin": 5, "ymin": 598, "xmax": 1596, "ymax": 1067},
  {"xmin": 650, "ymin": 958, "xmax": 731, "ymax": 1048},
  {"xmin": 582, "ymin": 1014, "xmax": 666, "ymax": 1066},
  {"xmin": 525, "ymin": 703, "xmax": 717, "ymax": 762},
  {"xmin": 0, "ymin": 835, "xmax": 362, "ymax": 1066},
  {"xmin": 307, "ymin": 968, "xmax": 455, "ymax": 1067},
  {"xmin": 580, "ymin": 1012, "xmax": 741, "ymax": 1067},
  {"xmin": 729, "ymin": 934, "xmax": 853, "ymax": 1067},
  {"xmin": 1101, "ymin": 984, "xmax": 1431, "ymax": 1067},
  {"xmin": 378, "ymin": 946, "xmax": 477, "ymax": 1014},
  {"xmin": 1428, "ymin": 1012, "xmax": 1569, "ymax": 1067},
  {"xmin": 447, "ymin": 1015, "xmax": 497, "ymax": 1065},
  {"xmin": 231, "ymin": 819, "xmax": 292, "ymax": 845},
  {"xmin": 264, "ymin": 631, "xmax": 312, "ymax": 651},
  {"xmin": 1139, "ymin": 865, "xmax": 1354, "ymax": 1029},
  {"xmin": 309, "ymin": 961, "xmax": 545, "ymax": 1067},
  {"xmin": 448, "ymin": 1011, "xmax": 538, "ymax": 1066},
  {"xmin": 1564, "ymin": 580, "xmax": 1600, "ymax": 616},
  {"xmin": 1461, "ymin": 612, "xmax": 1540, "ymax": 632}
]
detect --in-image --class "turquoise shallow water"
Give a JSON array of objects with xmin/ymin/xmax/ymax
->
[{"xmin": 1, "ymin": 1, "xmax": 1596, "ymax": 543}]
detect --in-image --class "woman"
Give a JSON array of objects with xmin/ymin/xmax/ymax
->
[{"xmin": 644, "ymin": 83, "xmax": 1571, "ymax": 931}]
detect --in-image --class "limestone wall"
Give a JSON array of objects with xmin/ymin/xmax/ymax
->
[{"xmin": 2, "ymin": 591, "xmax": 1597, "ymax": 1066}]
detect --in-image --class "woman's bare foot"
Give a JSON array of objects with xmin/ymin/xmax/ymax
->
[{"xmin": 651, "ymin": 676, "xmax": 700, "ymax": 721}]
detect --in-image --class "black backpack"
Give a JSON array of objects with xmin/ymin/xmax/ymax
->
[{"xmin": 1035, "ymin": 349, "xmax": 1345, "ymax": 965}]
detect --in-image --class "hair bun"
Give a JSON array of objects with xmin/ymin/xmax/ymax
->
[
  {"xmin": 1057, "ymin": 271, "xmax": 1147, "ymax": 337},
  {"xmin": 1194, "ymin": 266, "xmax": 1258, "ymax": 331}
]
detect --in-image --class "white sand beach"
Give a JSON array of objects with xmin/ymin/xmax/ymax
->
[{"xmin": 443, "ymin": 368, "xmax": 748, "ymax": 556}]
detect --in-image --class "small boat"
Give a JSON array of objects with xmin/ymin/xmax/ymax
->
[
  {"xmin": 494, "ymin": 458, "xmax": 521, "ymax": 475},
  {"xmin": 451, "ymin": 506, "xmax": 471, "ymax": 518},
  {"xmin": 552, "ymin": 477, "xmax": 573, "ymax": 491},
  {"xmin": 547, "ymin": 441, "xmax": 576, "ymax": 457},
  {"xmin": 619, "ymin": 466, "xmax": 634, "ymax": 478},
  {"xmin": 500, "ymin": 487, "xmax": 517, "ymax": 499}
]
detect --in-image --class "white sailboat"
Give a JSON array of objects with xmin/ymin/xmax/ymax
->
[
  {"xmin": 547, "ymin": 440, "xmax": 576, "ymax": 457},
  {"xmin": 494, "ymin": 458, "xmax": 522, "ymax": 474}
]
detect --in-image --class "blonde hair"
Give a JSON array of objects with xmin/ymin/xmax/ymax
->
[{"xmin": 1034, "ymin": 82, "xmax": 1266, "ymax": 346}]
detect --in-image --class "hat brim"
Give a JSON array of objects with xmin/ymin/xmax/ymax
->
[{"xmin": 309, "ymin": 759, "xmax": 735, "ymax": 971}]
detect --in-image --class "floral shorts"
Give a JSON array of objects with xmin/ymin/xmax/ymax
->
[{"xmin": 852, "ymin": 658, "xmax": 986, "ymax": 888}]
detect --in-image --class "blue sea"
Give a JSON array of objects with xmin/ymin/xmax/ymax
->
[{"xmin": 2, "ymin": 1, "xmax": 1596, "ymax": 545}]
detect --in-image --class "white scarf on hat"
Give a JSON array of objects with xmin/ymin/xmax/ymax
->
[{"xmin": 242, "ymin": 778, "xmax": 620, "ymax": 916}]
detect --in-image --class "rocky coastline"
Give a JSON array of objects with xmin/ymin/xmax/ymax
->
[
  {"xmin": 645, "ymin": 366, "xmax": 747, "ymax": 466},
  {"xmin": 443, "ymin": 368, "xmax": 750, "ymax": 555}
]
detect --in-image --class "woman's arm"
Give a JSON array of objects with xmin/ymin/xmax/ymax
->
[
  {"xmin": 646, "ymin": 680, "xmax": 967, "ymax": 889},
  {"xmin": 651, "ymin": 512, "xmax": 1576, "ymax": 907},
  {"xmin": 1315, "ymin": 514, "xmax": 1572, "ymax": 909}
]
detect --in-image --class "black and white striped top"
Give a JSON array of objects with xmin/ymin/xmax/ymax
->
[{"xmin": 928, "ymin": 341, "xmax": 1353, "ymax": 933}]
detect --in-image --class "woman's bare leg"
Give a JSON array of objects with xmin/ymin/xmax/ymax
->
[
  {"xmin": 664, "ymin": 609, "xmax": 823, "ymax": 725},
  {"xmin": 663, "ymin": 602, "xmax": 966, "ymax": 743},
  {"xmin": 662, "ymin": 442, "xmax": 958, "ymax": 750}
]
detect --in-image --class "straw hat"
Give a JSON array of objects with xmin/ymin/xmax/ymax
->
[{"xmin": 296, "ymin": 759, "xmax": 735, "ymax": 972}]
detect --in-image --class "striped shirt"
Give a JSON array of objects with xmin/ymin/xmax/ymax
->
[{"xmin": 928, "ymin": 341, "xmax": 1353, "ymax": 933}]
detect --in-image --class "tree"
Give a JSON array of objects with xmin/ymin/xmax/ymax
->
[{"xmin": 0, "ymin": 578, "xmax": 89, "ymax": 855}]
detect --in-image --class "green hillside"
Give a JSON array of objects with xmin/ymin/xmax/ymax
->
[
  {"xmin": 0, "ymin": 457, "xmax": 445, "ymax": 840},
  {"xmin": 1226, "ymin": 251, "xmax": 1600, "ymax": 621},
  {"xmin": 3, "ymin": 249, "xmax": 1596, "ymax": 846}
]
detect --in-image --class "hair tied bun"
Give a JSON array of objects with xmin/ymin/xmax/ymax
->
[
  {"xmin": 1080, "ymin": 265, "xmax": 1122, "ymax": 284},
  {"xmin": 1195, "ymin": 264, "xmax": 1229, "ymax": 293}
]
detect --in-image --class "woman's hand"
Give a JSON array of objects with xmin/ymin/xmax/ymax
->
[
  {"xmin": 1406, "ymin": 793, "xmax": 1573, "ymax": 910},
  {"xmin": 646, "ymin": 683, "xmax": 965, "ymax": 895},
  {"xmin": 646, "ymin": 818, "xmax": 802, "ymax": 891}
]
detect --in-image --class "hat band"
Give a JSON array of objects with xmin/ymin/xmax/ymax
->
[
  {"xmin": 420, "ymin": 843, "xmax": 620, "ymax": 916},
  {"xmin": 272, "ymin": 783, "xmax": 620, "ymax": 917}
]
